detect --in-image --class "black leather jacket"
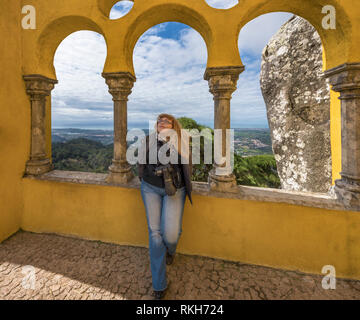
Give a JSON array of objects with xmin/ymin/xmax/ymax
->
[{"xmin": 138, "ymin": 135, "xmax": 193, "ymax": 205}]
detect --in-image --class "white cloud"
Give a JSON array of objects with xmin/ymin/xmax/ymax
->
[
  {"xmin": 52, "ymin": 13, "xmax": 293, "ymax": 129},
  {"xmin": 129, "ymin": 28, "xmax": 212, "ymax": 126},
  {"xmin": 53, "ymin": 31, "xmax": 108, "ymax": 103},
  {"xmin": 109, "ymin": 1, "xmax": 134, "ymax": 20},
  {"xmin": 238, "ymin": 12, "xmax": 293, "ymax": 57}
]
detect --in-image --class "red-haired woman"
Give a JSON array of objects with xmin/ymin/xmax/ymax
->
[{"xmin": 138, "ymin": 114, "xmax": 193, "ymax": 300}]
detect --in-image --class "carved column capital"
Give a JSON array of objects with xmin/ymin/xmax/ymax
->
[
  {"xmin": 204, "ymin": 66, "xmax": 244, "ymax": 99},
  {"xmin": 324, "ymin": 63, "xmax": 360, "ymax": 99},
  {"xmin": 324, "ymin": 62, "xmax": 360, "ymax": 210},
  {"xmin": 102, "ymin": 72, "xmax": 136, "ymax": 101},
  {"xmin": 23, "ymin": 74, "xmax": 58, "ymax": 100}
]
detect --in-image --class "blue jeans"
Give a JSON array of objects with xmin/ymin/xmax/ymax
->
[{"xmin": 140, "ymin": 179, "xmax": 186, "ymax": 291}]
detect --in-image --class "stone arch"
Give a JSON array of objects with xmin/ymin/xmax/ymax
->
[
  {"xmin": 234, "ymin": 0, "xmax": 352, "ymax": 69},
  {"xmin": 97, "ymin": 0, "xmax": 134, "ymax": 18},
  {"xmin": 37, "ymin": 16, "xmax": 106, "ymax": 79},
  {"xmin": 120, "ymin": 3, "xmax": 213, "ymax": 75},
  {"xmin": 232, "ymin": 0, "xmax": 352, "ymax": 189},
  {"xmin": 131, "ymin": 22, "xmax": 208, "ymax": 77}
]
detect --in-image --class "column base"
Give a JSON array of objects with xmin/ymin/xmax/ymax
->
[
  {"xmin": 334, "ymin": 178, "xmax": 360, "ymax": 211},
  {"xmin": 25, "ymin": 158, "xmax": 53, "ymax": 176},
  {"xmin": 208, "ymin": 168, "xmax": 238, "ymax": 193},
  {"xmin": 106, "ymin": 163, "xmax": 134, "ymax": 185}
]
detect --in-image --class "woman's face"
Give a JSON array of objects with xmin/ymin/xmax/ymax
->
[{"xmin": 157, "ymin": 117, "xmax": 173, "ymax": 133}]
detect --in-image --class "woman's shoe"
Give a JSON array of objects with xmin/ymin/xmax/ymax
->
[
  {"xmin": 153, "ymin": 287, "xmax": 168, "ymax": 300},
  {"xmin": 166, "ymin": 250, "xmax": 175, "ymax": 265}
]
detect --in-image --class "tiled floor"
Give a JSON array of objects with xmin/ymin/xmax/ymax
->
[{"xmin": 0, "ymin": 230, "xmax": 359, "ymax": 300}]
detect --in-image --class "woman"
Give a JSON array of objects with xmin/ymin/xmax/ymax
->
[{"xmin": 138, "ymin": 113, "xmax": 193, "ymax": 300}]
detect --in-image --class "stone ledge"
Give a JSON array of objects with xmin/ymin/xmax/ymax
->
[{"xmin": 23, "ymin": 170, "xmax": 351, "ymax": 212}]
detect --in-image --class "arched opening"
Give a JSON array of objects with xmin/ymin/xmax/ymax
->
[
  {"xmin": 36, "ymin": 16, "xmax": 105, "ymax": 79},
  {"xmin": 205, "ymin": 0, "xmax": 238, "ymax": 10},
  {"xmin": 235, "ymin": 12, "xmax": 332, "ymax": 193},
  {"xmin": 109, "ymin": 1, "xmax": 134, "ymax": 20},
  {"xmin": 121, "ymin": 4, "xmax": 213, "ymax": 75},
  {"xmin": 51, "ymin": 31, "xmax": 114, "ymax": 173},
  {"xmin": 129, "ymin": 22, "xmax": 212, "ymax": 182}
]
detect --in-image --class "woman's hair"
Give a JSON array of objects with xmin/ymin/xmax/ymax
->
[{"xmin": 155, "ymin": 113, "xmax": 190, "ymax": 159}]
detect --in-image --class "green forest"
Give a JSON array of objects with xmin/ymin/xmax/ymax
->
[{"xmin": 52, "ymin": 117, "xmax": 281, "ymax": 188}]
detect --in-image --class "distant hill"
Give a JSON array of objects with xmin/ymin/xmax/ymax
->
[
  {"xmin": 51, "ymin": 122, "xmax": 279, "ymax": 188},
  {"xmin": 52, "ymin": 128, "xmax": 151, "ymax": 146},
  {"xmin": 234, "ymin": 129, "xmax": 273, "ymax": 156},
  {"xmin": 52, "ymin": 128, "xmax": 115, "ymax": 146},
  {"xmin": 52, "ymin": 127, "xmax": 272, "ymax": 156},
  {"xmin": 52, "ymin": 138, "xmax": 113, "ymax": 173}
]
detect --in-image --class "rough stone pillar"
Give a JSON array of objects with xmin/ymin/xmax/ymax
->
[
  {"xmin": 102, "ymin": 72, "xmax": 136, "ymax": 184},
  {"xmin": 23, "ymin": 74, "xmax": 58, "ymax": 176},
  {"xmin": 204, "ymin": 66, "xmax": 244, "ymax": 192},
  {"xmin": 324, "ymin": 63, "xmax": 360, "ymax": 210}
]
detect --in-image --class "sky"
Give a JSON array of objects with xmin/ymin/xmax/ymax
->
[{"xmin": 51, "ymin": 0, "xmax": 293, "ymax": 130}]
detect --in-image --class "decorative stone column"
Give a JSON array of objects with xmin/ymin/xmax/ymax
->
[
  {"xmin": 204, "ymin": 66, "xmax": 244, "ymax": 193},
  {"xmin": 102, "ymin": 72, "xmax": 136, "ymax": 184},
  {"xmin": 324, "ymin": 63, "xmax": 360, "ymax": 211},
  {"xmin": 23, "ymin": 74, "xmax": 58, "ymax": 175}
]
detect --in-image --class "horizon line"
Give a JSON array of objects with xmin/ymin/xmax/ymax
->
[{"xmin": 52, "ymin": 127, "xmax": 270, "ymax": 130}]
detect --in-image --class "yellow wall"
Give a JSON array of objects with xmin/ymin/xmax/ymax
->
[
  {"xmin": 22, "ymin": 178, "xmax": 360, "ymax": 280},
  {"xmin": 1, "ymin": 0, "xmax": 360, "ymax": 280},
  {"xmin": 0, "ymin": 1, "xmax": 25, "ymax": 242}
]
